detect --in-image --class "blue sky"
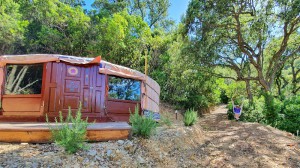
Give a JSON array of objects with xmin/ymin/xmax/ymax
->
[{"xmin": 84, "ymin": 0, "xmax": 190, "ymax": 24}]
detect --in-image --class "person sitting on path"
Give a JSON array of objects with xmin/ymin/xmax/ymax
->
[{"xmin": 232, "ymin": 98, "xmax": 244, "ymax": 121}]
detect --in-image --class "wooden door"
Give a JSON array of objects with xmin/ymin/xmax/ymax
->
[
  {"xmin": 90, "ymin": 66, "xmax": 106, "ymax": 119},
  {"xmin": 43, "ymin": 62, "xmax": 105, "ymax": 121},
  {"xmin": 60, "ymin": 64, "xmax": 88, "ymax": 113}
]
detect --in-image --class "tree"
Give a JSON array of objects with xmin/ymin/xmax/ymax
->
[
  {"xmin": 185, "ymin": 0, "xmax": 300, "ymax": 92},
  {"xmin": 0, "ymin": 0, "xmax": 28, "ymax": 54},
  {"xmin": 60, "ymin": 0, "xmax": 86, "ymax": 7},
  {"xmin": 92, "ymin": 0, "xmax": 171, "ymax": 28},
  {"xmin": 19, "ymin": 0, "xmax": 91, "ymax": 55},
  {"xmin": 87, "ymin": 10, "xmax": 151, "ymax": 70}
]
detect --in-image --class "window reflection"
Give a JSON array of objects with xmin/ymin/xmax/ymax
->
[
  {"xmin": 108, "ymin": 76, "xmax": 141, "ymax": 101},
  {"xmin": 5, "ymin": 64, "xmax": 43, "ymax": 94}
]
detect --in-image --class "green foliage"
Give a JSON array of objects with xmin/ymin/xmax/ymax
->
[
  {"xmin": 183, "ymin": 109, "xmax": 198, "ymax": 126},
  {"xmin": 92, "ymin": 0, "xmax": 171, "ymax": 28},
  {"xmin": 89, "ymin": 10, "xmax": 151, "ymax": 70},
  {"xmin": 46, "ymin": 103, "xmax": 89, "ymax": 154},
  {"xmin": 184, "ymin": 0, "xmax": 299, "ymax": 92},
  {"xmin": 228, "ymin": 97, "xmax": 266, "ymax": 123},
  {"xmin": 227, "ymin": 95, "xmax": 300, "ymax": 135},
  {"xmin": 21, "ymin": 0, "xmax": 90, "ymax": 55},
  {"xmin": 0, "ymin": 0, "xmax": 28, "ymax": 54},
  {"xmin": 152, "ymin": 32, "xmax": 219, "ymax": 110},
  {"xmin": 277, "ymin": 95, "xmax": 300, "ymax": 135},
  {"xmin": 129, "ymin": 106, "xmax": 157, "ymax": 138},
  {"xmin": 262, "ymin": 93, "xmax": 282, "ymax": 126}
]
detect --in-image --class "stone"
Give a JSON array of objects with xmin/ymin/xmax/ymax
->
[
  {"xmin": 117, "ymin": 140, "xmax": 125, "ymax": 145},
  {"xmin": 32, "ymin": 162, "xmax": 39, "ymax": 168},
  {"xmin": 95, "ymin": 156, "xmax": 103, "ymax": 161},
  {"xmin": 137, "ymin": 156, "xmax": 145, "ymax": 164},
  {"xmin": 106, "ymin": 149, "xmax": 112, "ymax": 157},
  {"xmin": 88, "ymin": 150, "xmax": 97, "ymax": 156}
]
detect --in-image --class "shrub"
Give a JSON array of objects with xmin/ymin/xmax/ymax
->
[
  {"xmin": 277, "ymin": 95, "xmax": 300, "ymax": 135},
  {"xmin": 46, "ymin": 103, "xmax": 89, "ymax": 154},
  {"xmin": 129, "ymin": 105, "xmax": 157, "ymax": 138},
  {"xmin": 227, "ymin": 97, "xmax": 266, "ymax": 123},
  {"xmin": 263, "ymin": 93, "xmax": 282, "ymax": 126},
  {"xmin": 183, "ymin": 108, "xmax": 198, "ymax": 126}
]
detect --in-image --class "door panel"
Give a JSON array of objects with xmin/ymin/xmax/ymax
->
[
  {"xmin": 44, "ymin": 62, "xmax": 105, "ymax": 120},
  {"xmin": 91, "ymin": 66, "xmax": 105, "ymax": 117},
  {"xmin": 61, "ymin": 64, "xmax": 84, "ymax": 113},
  {"xmin": 43, "ymin": 62, "xmax": 62, "ymax": 115}
]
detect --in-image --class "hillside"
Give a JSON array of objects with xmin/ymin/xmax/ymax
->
[{"xmin": 0, "ymin": 104, "xmax": 299, "ymax": 168}]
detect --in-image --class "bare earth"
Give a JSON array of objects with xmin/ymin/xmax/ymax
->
[{"xmin": 0, "ymin": 104, "xmax": 299, "ymax": 168}]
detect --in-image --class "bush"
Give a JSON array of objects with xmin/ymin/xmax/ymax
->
[
  {"xmin": 129, "ymin": 106, "xmax": 157, "ymax": 138},
  {"xmin": 227, "ymin": 97, "xmax": 267, "ymax": 123},
  {"xmin": 263, "ymin": 93, "xmax": 282, "ymax": 126},
  {"xmin": 46, "ymin": 103, "xmax": 89, "ymax": 154},
  {"xmin": 183, "ymin": 108, "xmax": 198, "ymax": 126},
  {"xmin": 277, "ymin": 95, "xmax": 300, "ymax": 135}
]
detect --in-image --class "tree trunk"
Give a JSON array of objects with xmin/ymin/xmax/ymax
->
[
  {"xmin": 5, "ymin": 65, "xmax": 18, "ymax": 93},
  {"xmin": 245, "ymin": 80, "xmax": 253, "ymax": 102},
  {"xmin": 12, "ymin": 66, "xmax": 28, "ymax": 94}
]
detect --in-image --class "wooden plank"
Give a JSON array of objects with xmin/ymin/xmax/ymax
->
[
  {"xmin": 0, "ymin": 130, "xmax": 131, "ymax": 143},
  {"xmin": 2, "ymin": 97, "xmax": 41, "ymax": 112},
  {"xmin": 87, "ymin": 130, "xmax": 130, "ymax": 142},
  {"xmin": 0, "ymin": 122, "xmax": 131, "ymax": 143},
  {"xmin": 0, "ymin": 130, "xmax": 52, "ymax": 143}
]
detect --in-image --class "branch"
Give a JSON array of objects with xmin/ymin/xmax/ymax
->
[
  {"xmin": 17, "ymin": 80, "xmax": 40, "ymax": 94},
  {"xmin": 266, "ymin": 17, "xmax": 299, "ymax": 80}
]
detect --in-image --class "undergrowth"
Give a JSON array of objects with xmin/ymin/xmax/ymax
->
[
  {"xmin": 129, "ymin": 105, "xmax": 157, "ymax": 138},
  {"xmin": 183, "ymin": 108, "xmax": 198, "ymax": 126},
  {"xmin": 46, "ymin": 103, "xmax": 89, "ymax": 154}
]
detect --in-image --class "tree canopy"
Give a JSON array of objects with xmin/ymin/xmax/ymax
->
[
  {"xmin": 0, "ymin": 0, "xmax": 299, "ymax": 130},
  {"xmin": 185, "ymin": 0, "xmax": 300, "ymax": 92}
]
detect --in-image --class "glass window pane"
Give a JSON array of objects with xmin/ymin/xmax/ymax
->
[
  {"xmin": 5, "ymin": 64, "xmax": 43, "ymax": 95},
  {"xmin": 108, "ymin": 76, "xmax": 141, "ymax": 101}
]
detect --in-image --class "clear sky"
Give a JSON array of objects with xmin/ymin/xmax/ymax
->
[
  {"xmin": 168, "ymin": 0, "xmax": 190, "ymax": 23},
  {"xmin": 84, "ymin": 0, "xmax": 190, "ymax": 24}
]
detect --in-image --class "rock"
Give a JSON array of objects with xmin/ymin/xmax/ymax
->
[
  {"xmin": 95, "ymin": 156, "xmax": 103, "ymax": 161},
  {"xmin": 83, "ymin": 158, "xmax": 90, "ymax": 164},
  {"xmin": 106, "ymin": 149, "xmax": 112, "ymax": 157},
  {"xmin": 32, "ymin": 162, "xmax": 39, "ymax": 168},
  {"xmin": 87, "ymin": 150, "xmax": 97, "ymax": 156},
  {"xmin": 117, "ymin": 140, "xmax": 125, "ymax": 145},
  {"xmin": 137, "ymin": 156, "xmax": 145, "ymax": 164},
  {"xmin": 159, "ymin": 153, "xmax": 163, "ymax": 160}
]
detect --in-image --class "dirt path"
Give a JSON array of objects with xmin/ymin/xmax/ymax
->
[{"xmin": 197, "ymin": 104, "xmax": 300, "ymax": 167}]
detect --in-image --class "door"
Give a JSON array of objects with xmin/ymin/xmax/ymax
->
[{"xmin": 44, "ymin": 62, "xmax": 105, "ymax": 121}]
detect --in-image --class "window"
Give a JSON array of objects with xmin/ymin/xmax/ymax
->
[
  {"xmin": 108, "ymin": 76, "xmax": 141, "ymax": 101},
  {"xmin": 5, "ymin": 64, "xmax": 43, "ymax": 95}
]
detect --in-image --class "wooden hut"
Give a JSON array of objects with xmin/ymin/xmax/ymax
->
[{"xmin": 0, "ymin": 54, "xmax": 160, "ymax": 123}]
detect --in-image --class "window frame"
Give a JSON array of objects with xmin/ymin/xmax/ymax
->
[
  {"xmin": 3, "ymin": 63, "xmax": 45, "ymax": 96},
  {"xmin": 107, "ymin": 75, "xmax": 142, "ymax": 103}
]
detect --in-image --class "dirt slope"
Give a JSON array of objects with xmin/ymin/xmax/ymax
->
[
  {"xmin": 0, "ymin": 104, "xmax": 299, "ymax": 168},
  {"xmin": 197, "ymin": 105, "xmax": 300, "ymax": 167}
]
